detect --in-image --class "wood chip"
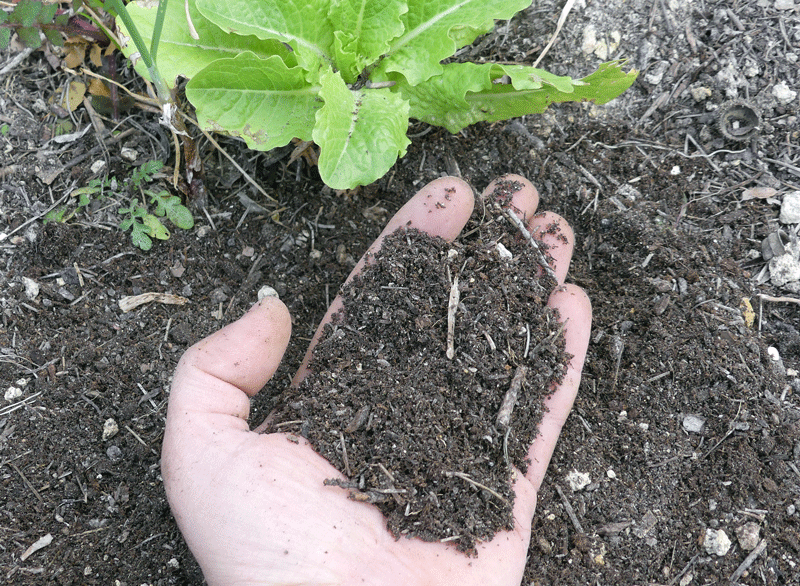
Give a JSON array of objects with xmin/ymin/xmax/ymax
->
[
  {"xmin": 118, "ymin": 292, "xmax": 189, "ymax": 313},
  {"xmin": 20, "ymin": 533, "xmax": 53, "ymax": 561}
]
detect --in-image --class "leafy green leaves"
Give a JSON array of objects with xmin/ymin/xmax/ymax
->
[
  {"xmin": 329, "ymin": 0, "xmax": 407, "ymax": 83},
  {"xmin": 186, "ymin": 53, "xmax": 320, "ymax": 151},
  {"xmin": 397, "ymin": 61, "xmax": 638, "ymax": 133},
  {"xmin": 0, "ymin": 0, "xmax": 68, "ymax": 50},
  {"xmin": 314, "ymin": 69, "xmax": 411, "ymax": 189},
  {"xmin": 121, "ymin": 0, "xmax": 294, "ymax": 87},
  {"xmin": 122, "ymin": 0, "xmax": 638, "ymax": 190},
  {"xmin": 45, "ymin": 160, "xmax": 193, "ymax": 251},
  {"xmin": 375, "ymin": 0, "xmax": 530, "ymax": 85}
]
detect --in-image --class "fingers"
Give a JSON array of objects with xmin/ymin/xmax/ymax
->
[
  {"xmin": 524, "ymin": 284, "xmax": 592, "ymax": 492},
  {"xmin": 294, "ymin": 177, "xmax": 475, "ymax": 384},
  {"xmin": 167, "ymin": 296, "xmax": 292, "ymax": 426},
  {"xmin": 483, "ymin": 175, "xmax": 573, "ymax": 285},
  {"xmin": 483, "ymin": 175, "xmax": 587, "ymax": 507},
  {"xmin": 529, "ymin": 213, "xmax": 575, "ymax": 285},
  {"xmin": 350, "ymin": 176, "xmax": 476, "ymax": 282}
]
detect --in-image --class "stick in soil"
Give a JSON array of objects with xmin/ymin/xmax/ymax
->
[
  {"xmin": 728, "ymin": 538, "xmax": 767, "ymax": 583},
  {"xmin": 340, "ymin": 431, "xmax": 351, "ymax": 477},
  {"xmin": 446, "ymin": 275, "xmax": 460, "ymax": 359},
  {"xmin": 494, "ymin": 203, "xmax": 557, "ymax": 281},
  {"xmin": 554, "ymin": 484, "xmax": 584, "ymax": 533},
  {"xmin": 496, "ymin": 365, "xmax": 527, "ymax": 429},
  {"xmin": 445, "ymin": 471, "xmax": 511, "ymax": 509}
]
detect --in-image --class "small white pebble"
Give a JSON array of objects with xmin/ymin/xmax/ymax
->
[
  {"xmin": 736, "ymin": 522, "xmax": 760, "ymax": 551},
  {"xmin": 4, "ymin": 387, "xmax": 23, "ymax": 401},
  {"xmin": 21, "ymin": 277, "xmax": 40, "ymax": 300},
  {"xmin": 120, "ymin": 147, "xmax": 138, "ymax": 162},
  {"xmin": 102, "ymin": 418, "xmax": 119, "ymax": 441},
  {"xmin": 566, "ymin": 470, "xmax": 591, "ymax": 491},
  {"xmin": 496, "ymin": 242, "xmax": 513, "ymax": 260},
  {"xmin": 703, "ymin": 528, "xmax": 731, "ymax": 556},
  {"xmin": 773, "ymin": 80, "xmax": 797, "ymax": 104},
  {"xmin": 607, "ymin": 469, "xmax": 617, "ymax": 479},
  {"xmin": 257, "ymin": 286, "xmax": 279, "ymax": 300},
  {"xmin": 682, "ymin": 414, "xmax": 706, "ymax": 433}
]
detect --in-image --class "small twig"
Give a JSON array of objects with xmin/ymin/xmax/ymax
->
[
  {"xmin": 446, "ymin": 275, "xmax": 460, "ymax": 359},
  {"xmin": 445, "ymin": 471, "xmax": 511, "ymax": 508},
  {"xmin": 0, "ymin": 46, "xmax": 35, "ymax": 78},
  {"xmin": 610, "ymin": 335, "xmax": 624, "ymax": 392},
  {"xmin": 554, "ymin": 484, "xmax": 584, "ymax": 533},
  {"xmin": 483, "ymin": 330, "xmax": 496, "ymax": 351},
  {"xmin": 340, "ymin": 432, "xmax": 351, "ymax": 477},
  {"xmin": 758, "ymin": 293, "xmax": 800, "ymax": 306},
  {"xmin": 528, "ymin": 320, "xmax": 568, "ymax": 358},
  {"xmin": 729, "ymin": 538, "xmax": 767, "ymax": 583},
  {"xmin": 496, "ymin": 365, "xmax": 527, "ymax": 428},
  {"xmin": 523, "ymin": 323, "xmax": 531, "ymax": 358},
  {"xmin": 699, "ymin": 427, "xmax": 735, "ymax": 460},
  {"xmin": 192, "ymin": 120, "xmax": 277, "ymax": 203},
  {"xmin": 377, "ymin": 462, "xmax": 396, "ymax": 484},
  {"xmin": 494, "ymin": 203, "xmax": 557, "ymax": 280},
  {"xmin": 667, "ymin": 554, "xmax": 699, "ymax": 586},
  {"xmin": 532, "ymin": 0, "xmax": 578, "ymax": 68},
  {"xmin": 9, "ymin": 462, "xmax": 43, "ymax": 505}
]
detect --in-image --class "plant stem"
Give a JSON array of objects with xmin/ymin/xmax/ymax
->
[{"xmin": 106, "ymin": 0, "xmax": 171, "ymax": 104}]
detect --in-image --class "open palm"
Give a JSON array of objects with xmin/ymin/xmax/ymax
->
[{"xmin": 161, "ymin": 175, "xmax": 591, "ymax": 586}]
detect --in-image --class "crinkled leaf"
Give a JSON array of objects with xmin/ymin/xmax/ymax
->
[
  {"xmin": 36, "ymin": 2, "xmax": 57, "ymax": 24},
  {"xmin": 16, "ymin": 26, "xmax": 42, "ymax": 48},
  {"xmin": 144, "ymin": 214, "xmax": 170, "ymax": 240},
  {"xmin": 377, "ymin": 0, "xmax": 531, "ymax": 85},
  {"xmin": 397, "ymin": 60, "xmax": 639, "ymax": 133},
  {"xmin": 150, "ymin": 190, "xmax": 195, "ymax": 230},
  {"xmin": 9, "ymin": 0, "xmax": 41, "ymax": 26},
  {"xmin": 196, "ymin": 0, "xmax": 333, "ymax": 73},
  {"xmin": 120, "ymin": 0, "xmax": 294, "ymax": 87},
  {"xmin": 330, "ymin": 0, "xmax": 406, "ymax": 83},
  {"xmin": 43, "ymin": 27, "xmax": 64, "ymax": 47},
  {"xmin": 313, "ymin": 69, "xmax": 410, "ymax": 190},
  {"xmin": 130, "ymin": 223, "xmax": 153, "ymax": 250},
  {"xmin": 167, "ymin": 205, "xmax": 194, "ymax": 230},
  {"xmin": 186, "ymin": 53, "xmax": 320, "ymax": 151}
]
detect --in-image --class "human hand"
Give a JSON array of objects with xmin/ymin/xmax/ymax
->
[{"xmin": 161, "ymin": 175, "xmax": 592, "ymax": 586}]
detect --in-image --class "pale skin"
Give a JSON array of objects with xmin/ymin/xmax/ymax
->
[{"xmin": 161, "ymin": 175, "xmax": 592, "ymax": 586}]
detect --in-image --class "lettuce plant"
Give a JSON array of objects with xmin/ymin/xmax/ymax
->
[{"xmin": 120, "ymin": 0, "xmax": 637, "ymax": 190}]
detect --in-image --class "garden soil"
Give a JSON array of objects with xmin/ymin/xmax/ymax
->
[{"xmin": 1, "ymin": 0, "xmax": 800, "ymax": 584}]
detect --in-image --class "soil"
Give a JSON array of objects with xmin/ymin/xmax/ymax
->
[
  {"xmin": 2, "ymin": 0, "xmax": 800, "ymax": 585},
  {"xmin": 272, "ymin": 193, "xmax": 567, "ymax": 553}
]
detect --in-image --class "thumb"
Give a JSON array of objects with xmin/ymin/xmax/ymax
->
[{"xmin": 166, "ymin": 296, "xmax": 292, "ymax": 434}]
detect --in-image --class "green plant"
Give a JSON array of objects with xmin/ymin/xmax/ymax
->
[
  {"xmin": 45, "ymin": 161, "xmax": 194, "ymax": 251},
  {"xmin": 44, "ymin": 176, "xmax": 109, "ymax": 224},
  {"xmin": 0, "ymin": 0, "xmax": 67, "ymax": 49},
  {"xmin": 119, "ymin": 0, "xmax": 638, "ymax": 190}
]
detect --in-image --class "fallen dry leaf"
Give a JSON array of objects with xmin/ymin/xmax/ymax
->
[{"xmin": 742, "ymin": 186, "xmax": 778, "ymax": 200}]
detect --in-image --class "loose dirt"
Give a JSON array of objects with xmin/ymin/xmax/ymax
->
[
  {"xmin": 1, "ymin": 0, "xmax": 799, "ymax": 584},
  {"xmin": 272, "ymin": 188, "xmax": 567, "ymax": 553}
]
